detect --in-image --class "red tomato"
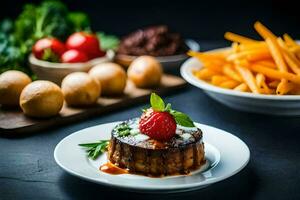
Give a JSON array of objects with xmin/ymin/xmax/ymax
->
[
  {"xmin": 66, "ymin": 32, "xmax": 105, "ymax": 59},
  {"xmin": 61, "ymin": 49, "xmax": 89, "ymax": 63},
  {"xmin": 32, "ymin": 38, "xmax": 66, "ymax": 59}
]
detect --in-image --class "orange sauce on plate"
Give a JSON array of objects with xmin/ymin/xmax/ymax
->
[{"xmin": 100, "ymin": 162, "xmax": 128, "ymax": 175}]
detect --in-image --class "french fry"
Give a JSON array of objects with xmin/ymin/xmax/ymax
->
[
  {"xmin": 239, "ymin": 41, "xmax": 267, "ymax": 51},
  {"xmin": 232, "ymin": 42, "xmax": 239, "ymax": 53},
  {"xmin": 194, "ymin": 68, "xmax": 218, "ymax": 80},
  {"xmin": 283, "ymin": 33, "xmax": 298, "ymax": 47},
  {"xmin": 211, "ymin": 75, "xmax": 231, "ymax": 86},
  {"xmin": 234, "ymin": 59, "xmax": 250, "ymax": 67},
  {"xmin": 224, "ymin": 32, "xmax": 258, "ymax": 43},
  {"xmin": 227, "ymin": 49, "xmax": 271, "ymax": 61},
  {"xmin": 246, "ymin": 51, "xmax": 272, "ymax": 61},
  {"xmin": 235, "ymin": 65, "xmax": 260, "ymax": 93},
  {"xmin": 219, "ymin": 80, "xmax": 240, "ymax": 89},
  {"xmin": 289, "ymin": 46, "xmax": 300, "ymax": 54},
  {"xmin": 282, "ymin": 53, "xmax": 300, "ymax": 75},
  {"xmin": 234, "ymin": 83, "xmax": 249, "ymax": 92},
  {"xmin": 205, "ymin": 49, "xmax": 231, "ymax": 57},
  {"xmin": 256, "ymin": 73, "xmax": 273, "ymax": 94},
  {"xmin": 265, "ymin": 37, "xmax": 289, "ymax": 93},
  {"xmin": 222, "ymin": 64, "xmax": 243, "ymax": 82},
  {"xmin": 188, "ymin": 22, "xmax": 300, "ymax": 95},
  {"xmin": 254, "ymin": 60, "xmax": 277, "ymax": 69},
  {"xmin": 256, "ymin": 73, "xmax": 264, "ymax": 89},
  {"xmin": 254, "ymin": 21, "xmax": 277, "ymax": 41},
  {"xmin": 188, "ymin": 51, "xmax": 225, "ymax": 73},
  {"xmin": 277, "ymin": 37, "xmax": 296, "ymax": 54},
  {"xmin": 188, "ymin": 51, "xmax": 225, "ymax": 60},
  {"xmin": 201, "ymin": 61, "xmax": 224, "ymax": 73},
  {"xmin": 277, "ymin": 38, "xmax": 300, "ymax": 74},
  {"xmin": 265, "ymin": 38, "xmax": 287, "ymax": 71},
  {"xmin": 268, "ymin": 80, "xmax": 280, "ymax": 88},
  {"xmin": 250, "ymin": 64, "xmax": 300, "ymax": 84},
  {"xmin": 276, "ymin": 80, "xmax": 295, "ymax": 95}
]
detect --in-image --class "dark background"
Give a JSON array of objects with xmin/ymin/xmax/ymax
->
[
  {"xmin": 2, "ymin": 0, "xmax": 300, "ymax": 41},
  {"xmin": 1, "ymin": 1, "xmax": 300, "ymax": 199}
]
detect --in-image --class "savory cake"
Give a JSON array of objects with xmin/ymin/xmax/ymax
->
[{"xmin": 108, "ymin": 118, "xmax": 205, "ymax": 176}]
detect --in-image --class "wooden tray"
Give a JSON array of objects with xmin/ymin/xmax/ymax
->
[{"xmin": 0, "ymin": 74, "xmax": 186, "ymax": 136}]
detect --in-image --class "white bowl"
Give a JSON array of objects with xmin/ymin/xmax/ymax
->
[
  {"xmin": 115, "ymin": 39, "xmax": 200, "ymax": 71},
  {"xmin": 181, "ymin": 57, "xmax": 300, "ymax": 116},
  {"xmin": 29, "ymin": 50, "xmax": 115, "ymax": 85}
]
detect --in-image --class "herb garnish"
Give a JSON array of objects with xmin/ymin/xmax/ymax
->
[
  {"xmin": 149, "ymin": 93, "xmax": 195, "ymax": 127},
  {"xmin": 115, "ymin": 124, "xmax": 132, "ymax": 137},
  {"xmin": 79, "ymin": 140, "xmax": 109, "ymax": 160}
]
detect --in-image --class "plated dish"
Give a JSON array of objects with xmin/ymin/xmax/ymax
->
[
  {"xmin": 188, "ymin": 21, "xmax": 300, "ymax": 95},
  {"xmin": 117, "ymin": 25, "xmax": 188, "ymax": 57},
  {"xmin": 82, "ymin": 93, "xmax": 206, "ymax": 177},
  {"xmin": 107, "ymin": 118, "xmax": 205, "ymax": 177},
  {"xmin": 115, "ymin": 25, "xmax": 200, "ymax": 70},
  {"xmin": 181, "ymin": 21, "xmax": 300, "ymax": 115},
  {"xmin": 54, "ymin": 94, "xmax": 250, "ymax": 192},
  {"xmin": 116, "ymin": 39, "xmax": 200, "ymax": 71},
  {"xmin": 181, "ymin": 56, "xmax": 300, "ymax": 115}
]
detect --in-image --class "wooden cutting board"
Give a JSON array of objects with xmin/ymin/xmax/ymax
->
[{"xmin": 0, "ymin": 74, "xmax": 186, "ymax": 136}]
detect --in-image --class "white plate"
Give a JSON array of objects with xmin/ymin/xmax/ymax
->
[
  {"xmin": 54, "ymin": 121, "xmax": 250, "ymax": 193},
  {"xmin": 181, "ymin": 55, "xmax": 300, "ymax": 116}
]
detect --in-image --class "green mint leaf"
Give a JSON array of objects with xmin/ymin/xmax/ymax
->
[
  {"xmin": 150, "ymin": 93, "xmax": 165, "ymax": 111},
  {"xmin": 170, "ymin": 110, "xmax": 195, "ymax": 127},
  {"xmin": 164, "ymin": 103, "xmax": 172, "ymax": 112}
]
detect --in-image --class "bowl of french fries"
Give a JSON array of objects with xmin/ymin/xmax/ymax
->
[{"xmin": 181, "ymin": 21, "xmax": 300, "ymax": 115}]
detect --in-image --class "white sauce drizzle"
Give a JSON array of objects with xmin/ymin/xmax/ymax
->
[
  {"xmin": 134, "ymin": 134, "xmax": 150, "ymax": 142},
  {"xmin": 176, "ymin": 125, "xmax": 198, "ymax": 132},
  {"xmin": 181, "ymin": 133, "xmax": 192, "ymax": 141}
]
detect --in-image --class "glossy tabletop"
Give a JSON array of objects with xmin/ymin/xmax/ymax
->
[{"xmin": 1, "ymin": 41, "xmax": 300, "ymax": 200}]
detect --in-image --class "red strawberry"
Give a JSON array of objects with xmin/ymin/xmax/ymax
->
[{"xmin": 139, "ymin": 109, "xmax": 177, "ymax": 141}]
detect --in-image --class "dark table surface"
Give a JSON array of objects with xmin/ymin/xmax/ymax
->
[{"xmin": 1, "ymin": 41, "xmax": 300, "ymax": 200}]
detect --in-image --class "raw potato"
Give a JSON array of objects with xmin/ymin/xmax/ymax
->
[
  {"xmin": 20, "ymin": 80, "xmax": 64, "ymax": 118},
  {"xmin": 61, "ymin": 72, "xmax": 101, "ymax": 106},
  {"xmin": 127, "ymin": 56, "xmax": 162, "ymax": 88},
  {"xmin": 89, "ymin": 63, "xmax": 126, "ymax": 95},
  {"xmin": 0, "ymin": 70, "xmax": 32, "ymax": 106}
]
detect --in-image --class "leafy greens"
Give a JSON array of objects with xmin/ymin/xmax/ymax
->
[{"xmin": 0, "ymin": 0, "xmax": 119, "ymax": 77}]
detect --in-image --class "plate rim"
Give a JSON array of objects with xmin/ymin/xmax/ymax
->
[
  {"xmin": 180, "ymin": 51, "xmax": 300, "ymax": 100},
  {"xmin": 54, "ymin": 121, "xmax": 250, "ymax": 191}
]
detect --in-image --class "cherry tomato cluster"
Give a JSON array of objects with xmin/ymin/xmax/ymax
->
[{"xmin": 32, "ymin": 32, "xmax": 106, "ymax": 63}]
